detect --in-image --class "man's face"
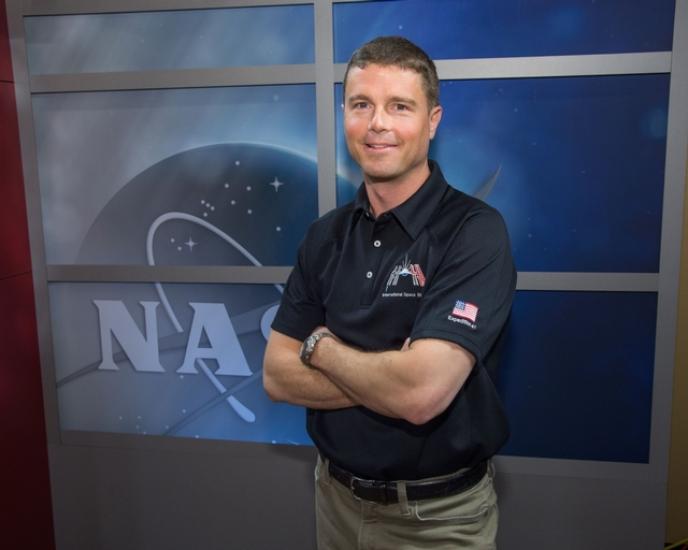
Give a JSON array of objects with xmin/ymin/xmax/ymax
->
[{"xmin": 343, "ymin": 63, "xmax": 442, "ymax": 187}]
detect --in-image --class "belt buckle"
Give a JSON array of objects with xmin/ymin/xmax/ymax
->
[{"xmin": 350, "ymin": 477, "xmax": 393, "ymax": 505}]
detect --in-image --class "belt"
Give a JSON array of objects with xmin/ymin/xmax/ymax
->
[{"xmin": 327, "ymin": 460, "xmax": 487, "ymax": 505}]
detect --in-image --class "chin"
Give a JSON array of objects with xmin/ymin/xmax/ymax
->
[
  {"xmin": 358, "ymin": 162, "xmax": 399, "ymax": 181},
  {"xmin": 365, "ymin": 173, "xmax": 404, "ymax": 185}
]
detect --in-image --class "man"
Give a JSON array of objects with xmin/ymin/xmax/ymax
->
[{"xmin": 263, "ymin": 36, "xmax": 515, "ymax": 549}]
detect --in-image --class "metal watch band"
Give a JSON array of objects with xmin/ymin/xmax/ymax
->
[{"xmin": 300, "ymin": 331, "xmax": 333, "ymax": 367}]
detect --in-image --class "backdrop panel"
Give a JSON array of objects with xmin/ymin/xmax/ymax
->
[
  {"xmin": 33, "ymin": 85, "xmax": 318, "ymax": 266},
  {"xmin": 24, "ymin": 5, "xmax": 314, "ymax": 74},
  {"xmin": 334, "ymin": 0, "xmax": 675, "ymax": 61}
]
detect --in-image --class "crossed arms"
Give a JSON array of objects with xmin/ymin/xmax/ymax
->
[{"xmin": 262, "ymin": 328, "xmax": 475, "ymax": 426}]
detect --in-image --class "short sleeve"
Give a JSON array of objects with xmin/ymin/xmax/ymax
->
[
  {"xmin": 410, "ymin": 208, "xmax": 516, "ymax": 363},
  {"xmin": 271, "ymin": 231, "xmax": 326, "ymax": 341}
]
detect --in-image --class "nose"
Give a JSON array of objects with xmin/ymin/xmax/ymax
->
[{"xmin": 368, "ymin": 107, "xmax": 389, "ymax": 132}]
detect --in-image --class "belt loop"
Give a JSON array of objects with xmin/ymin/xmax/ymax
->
[
  {"xmin": 318, "ymin": 454, "xmax": 332, "ymax": 486},
  {"xmin": 396, "ymin": 481, "xmax": 411, "ymax": 516}
]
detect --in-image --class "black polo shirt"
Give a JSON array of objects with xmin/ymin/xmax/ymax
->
[{"xmin": 272, "ymin": 161, "xmax": 516, "ymax": 480}]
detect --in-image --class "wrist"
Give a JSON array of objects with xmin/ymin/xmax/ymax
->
[
  {"xmin": 299, "ymin": 331, "xmax": 334, "ymax": 367},
  {"xmin": 309, "ymin": 332, "xmax": 336, "ymax": 369}
]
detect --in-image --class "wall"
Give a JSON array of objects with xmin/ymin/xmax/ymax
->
[
  {"xmin": 667, "ymin": 153, "xmax": 688, "ymax": 543},
  {"xmin": 5, "ymin": 1, "xmax": 687, "ymax": 549},
  {"xmin": 0, "ymin": 1, "xmax": 55, "ymax": 547}
]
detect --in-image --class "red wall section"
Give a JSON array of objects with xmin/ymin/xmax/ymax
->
[
  {"xmin": 0, "ymin": 2, "xmax": 11, "ymax": 81},
  {"xmin": 0, "ymin": 274, "xmax": 55, "ymax": 549},
  {"xmin": 0, "ymin": 1, "xmax": 56, "ymax": 548},
  {"xmin": 0, "ymin": 0, "xmax": 30, "ymax": 281},
  {"xmin": 1, "ymin": 80, "xmax": 33, "ymax": 279}
]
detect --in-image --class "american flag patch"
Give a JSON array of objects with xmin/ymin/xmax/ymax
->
[{"xmin": 452, "ymin": 300, "xmax": 479, "ymax": 323}]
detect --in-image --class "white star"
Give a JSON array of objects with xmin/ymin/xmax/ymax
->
[
  {"xmin": 185, "ymin": 238, "xmax": 197, "ymax": 251},
  {"xmin": 269, "ymin": 177, "xmax": 284, "ymax": 192}
]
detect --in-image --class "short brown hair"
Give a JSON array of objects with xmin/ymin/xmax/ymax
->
[{"xmin": 343, "ymin": 36, "xmax": 440, "ymax": 108}]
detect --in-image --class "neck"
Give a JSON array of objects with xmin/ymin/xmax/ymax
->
[{"xmin": 365, "ymin": 162, "xmax": 431, "ymax": 217}]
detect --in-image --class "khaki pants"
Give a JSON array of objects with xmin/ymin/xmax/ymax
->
[{"xmin": 315, "ymin": 457, "xmax": 498, "ymax": 550}]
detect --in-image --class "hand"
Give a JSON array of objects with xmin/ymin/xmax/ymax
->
[{"xmin": 306, "ymin": 326, "xmax": 339, "ymax": 369}]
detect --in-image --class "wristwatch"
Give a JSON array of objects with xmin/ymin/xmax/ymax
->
[{"xmin": 300, "ymin": 331, "xmax": 333, "ymax": 367}]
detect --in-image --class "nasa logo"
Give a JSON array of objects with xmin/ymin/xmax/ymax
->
[{"xmin": 59, "ymin": 143, "xmax": 330, "ymax": 443}]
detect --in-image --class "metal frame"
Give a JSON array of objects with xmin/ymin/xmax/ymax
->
[
  {"xmin": 30, "ymin": 66, "xmax": 317, "ymax": 93},
  {"xmin": 6, "ymin": 0, "xmax": 60, "ymax": 445},
  {"xmin": 46, "ymin": 265, "xmax": 293, "ymax": 284},
  {"xmin": 314, "ymin": 0, "xmax": 338, "ymax": 215},
  {"xmin": 29, "ymin": 53, "xmax": 670, "ymax": 93},
  {"xmin": 20, "ymin": 0, "xmax": 314, "ymax": 16},
  {"xmin": 5, "ymin": 0, "xmax": 687, "ymax": 489},
  {"xmin": 45, "ymin": 266, "xmax": 660, "ymax": 292},
  {"xmin": 647, "ymin": 0, "xmax": 688, "ymax": 485},
  {"xmin": 19, "ymin": 0, "xmax": 367, "ymax": 16}
]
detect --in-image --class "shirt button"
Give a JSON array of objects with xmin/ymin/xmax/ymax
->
[
  {"xmin": 373, "ymin": 240, "xmax": 381, "ymax": 248},
  {"xmin": 366, "ymin": 271, "xmax": 373, "ymax": 279}
]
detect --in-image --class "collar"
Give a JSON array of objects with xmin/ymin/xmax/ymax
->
[{"xmin": 353, "ymin": 160, "xmax": 449, "ymax": 239}]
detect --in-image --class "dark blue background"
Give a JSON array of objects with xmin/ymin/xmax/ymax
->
[
  {"xmin": 334, "ymin": 0, "xmax": 675, "ymax": 61},
  {"xmin": 498, "ymin": 291, "xmax": 656, "ymax": 462},
  {"xmin": 337, "ymin": 74, "xmax": 669, "ymax": 272}
]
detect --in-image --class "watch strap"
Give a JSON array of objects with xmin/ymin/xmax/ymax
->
[{"xmin": 300, "ymin": 331, "xmax": 333, "ymax": 367}]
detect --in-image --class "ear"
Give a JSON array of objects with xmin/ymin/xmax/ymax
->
[{"xmin": 428, "ymin": 105, "xmax": 443, "ymax": 139}]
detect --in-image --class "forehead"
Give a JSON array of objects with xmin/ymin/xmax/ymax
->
[{"xmin": 344, "ymin": 64, "xmax": 426, "ymax": 101}]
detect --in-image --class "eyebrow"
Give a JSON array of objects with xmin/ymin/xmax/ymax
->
[
  {"xmin": 346, "ymin": 94, "xmax": 418, "ymax": 106},
  {"xmin": 346, "ymin": 94, "xmax": 371, "ymax": 105},
  {"xmin": 388, "ymin": 96, "xmax": 418, "ymax": 107}
]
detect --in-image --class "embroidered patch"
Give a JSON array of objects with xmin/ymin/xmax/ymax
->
[
  {"xmin": 382, "ymin": 255, "xmax": 425, "ymax": 298},
  {"xmin": 447, "ymin": 300, "xmax": 479, "ymax": 329},
  {"xmin": 451, "ymin": 300, "xmax": 478, "ymax": 322}
]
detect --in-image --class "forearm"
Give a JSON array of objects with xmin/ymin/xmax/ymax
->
[
  {"xmin": 311, "ymin": 336, "xmax": 468, "ymax": 424},
  {"xmin": 313, "ymin": 339, "xmax": 432, "ymax": 420},
  {"xmin": 262, "ymin": 331, "xmax": 356, "ymax": 410},
  {"xmin": 315, "ymin": 341, "xmax": 404, "ymax": 418}
]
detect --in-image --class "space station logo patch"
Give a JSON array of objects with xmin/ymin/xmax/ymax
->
[{"xmin": 381, "ymin": 255, "xmax": 425, "ymax": 298}]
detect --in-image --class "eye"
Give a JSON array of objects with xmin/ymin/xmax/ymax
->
[
  {"xmin": 393, "ymin": 103, "xmax": 410, "ymax": 112},
  {"xmin": 351, "ymin": 101, "xmax": 369, "ymax": 110}
]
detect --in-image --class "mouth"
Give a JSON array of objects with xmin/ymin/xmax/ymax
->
[{"xmin": 365, "ymin": 143, "xmax": 397, "ymax": 150}]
